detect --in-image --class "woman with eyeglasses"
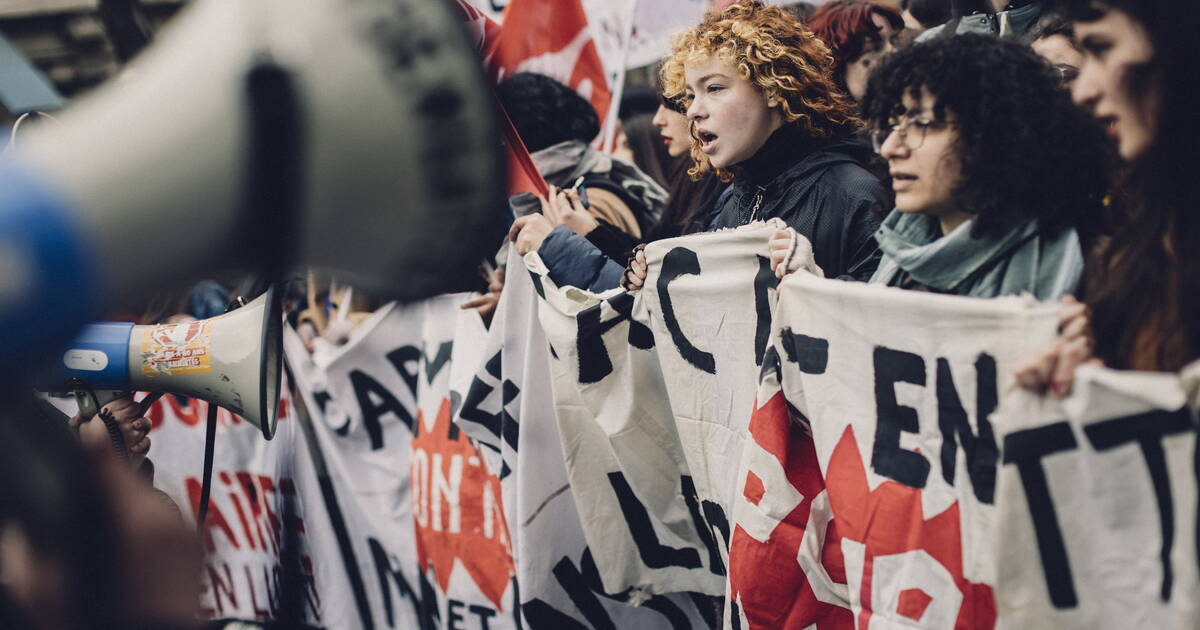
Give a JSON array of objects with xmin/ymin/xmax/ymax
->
[{"xmin": 773, "ymin": 34, "xmax": 1113, "ymax": 298}]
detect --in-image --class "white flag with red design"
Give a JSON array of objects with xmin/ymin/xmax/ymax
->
[
  {"xmin": 284, "ymin": 298, "xmax": 519, "ymax": 630},
  {"xmin": 746, "ymin": 272, "xmax": 1059, "ymax": 630},
  {"xmin": 489, "ymin": 0, "xmax": 632, "ymax": 152}
]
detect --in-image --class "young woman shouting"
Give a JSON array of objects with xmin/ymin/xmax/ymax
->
[{"xmin": 626, "ymin": 0, "xmax": 889, "ymax": 290}]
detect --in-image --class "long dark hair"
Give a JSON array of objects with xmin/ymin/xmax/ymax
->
[{"xmin": 1061, "ymin": 0, "xmax": 1200, "ymax": 370}]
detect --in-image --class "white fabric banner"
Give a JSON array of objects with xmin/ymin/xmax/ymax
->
[
  {"xmin": 764, "ymin": 272, "xmax": 1058, "ymax": 630},
  {"xmin": 456, "ymin": 247, "xmax": 719, "ymax": 627},
  {"xmin": 530, "ymin": 224, "xmax": 779, "ymax": 598},
  {"xmin": 626, "ymin": 0, "xmax": 708, "ymax": 69},
  {"xmin": 284, "ymin": 298, "xmax": 520, "ymax": 630},
  {"xmin": 993, "ymin": 363, "xmax": 1200, "ymax": 629},
  {"xmin": 147, "ymin": 393, "xmax": 327, "ymax": 626}
]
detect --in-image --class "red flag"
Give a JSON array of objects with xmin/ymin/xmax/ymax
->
[
  {"xmin": 451, "ymin": 0, "xmax": 548, "ymax": 197},
  {"xmin": 488, "ymin": 0, "xmax": 614, "ymax": 151}
]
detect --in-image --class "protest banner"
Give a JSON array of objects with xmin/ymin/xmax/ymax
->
[
  {"xmin": 146, "ymin": 391, "xmax": 327, "ymax": 625},
  {"xmin": 529, "ymin": 224, "xmax": 779, "ymax": 598},
  {"xmin": 726, "ymin": 350, "xmax": 853, "ymax": 630},
  {"xmin": 456, "ymin": 247, "xmax": 720, "ymax": 627},
  {"xmin": 284, "ymin": 298, "xmax": 519, "ymax": 630},
  {"xmin": 757, "ymin": 271, "xmax": 1059, "ymax": 629},
  {"xmin": 992, "ymin": 363, "xmax": 1200, "ymax": 629}
]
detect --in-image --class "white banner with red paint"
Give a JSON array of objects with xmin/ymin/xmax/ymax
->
[
  {"xmin": 455, "ymin": 247, "xmax": 720, "ymax": 627},
  {"xmin": 146, "ymin": 391, "xmax": 327, "ymax": 625},
  {"xmin": 284, "ymin": 297, "xmax": 520, "ymax": 630},
  {"xmin": 992, "ymin": 363, "xmax": 1200, "ymax": 629},
  {"xmin": 749, "ymin": 272, "xmax": 1059, "ymax": 630},
  {"xmin": 529, "ymin": 224, "xmax": 780, "ymax": 598}
]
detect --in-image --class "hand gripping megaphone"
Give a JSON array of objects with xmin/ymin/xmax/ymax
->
[
  {"xmin": 0, "ymin": 0, "xmax": 503, "ymax": 372},
  {"xmin": 41, "ymin": 286, "xmax": 283, "ymax": 439}
]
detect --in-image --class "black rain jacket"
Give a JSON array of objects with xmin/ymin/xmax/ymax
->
[{"xmin": 708, "ymin": 124, "xmax": 887, "ymax": 281}]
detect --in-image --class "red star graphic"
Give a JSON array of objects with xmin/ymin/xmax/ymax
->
[{"xmin": 411, "ymin": 398, "xmax": 515, "ymax": 610}]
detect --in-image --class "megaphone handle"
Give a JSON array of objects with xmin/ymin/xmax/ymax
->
[
  {"xmin": 72, "ymin": 387, "xmax": 131, "ymax": 464},
  {"xmin": 73, "ymin": 387, "xmax": 126, "ymax": 421},
  {"xmin": 135, "ymin": 392, "xmax": 164, "ymax": 418},
  {"xmin": 196, "ymin": 401, "xmax": 219, "ymax": 531}
]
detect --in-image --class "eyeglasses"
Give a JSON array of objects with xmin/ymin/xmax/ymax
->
[{"xmin": 870, "ymin": 115, "xmax": 941, "ymax": 154}]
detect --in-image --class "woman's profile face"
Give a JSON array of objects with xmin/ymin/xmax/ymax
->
[
  {"xmin": 1071, "ymin": 8, "xmax": 1158, "ymax": 160},
  {"xmin": 652, "ymin": 104, "xmax": 692, "ymax": 158},
  {"xmin": 877, "ymin": 90, "xmax": 963, "ymax": 222},
  {"xmin": 684, "ymin": 55, "xmax": 782, "ymax": 170},
  {"xmin": 844, "ymin": 13, "xmax": 897, "ymax": 102}
]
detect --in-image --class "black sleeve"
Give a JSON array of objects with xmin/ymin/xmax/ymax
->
[
  {"xmin": 840, "ymin": 194, "xmax": 884, "ymax": 282},
  {"xmin": 585, "ymin": 219, "xmax": 642, "ymax": 262},
  {"xmin": 803, "ymin": 167, "xmax": 885, "ymax": 282}
]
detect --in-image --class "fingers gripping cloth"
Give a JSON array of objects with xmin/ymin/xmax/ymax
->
[{"xmin": 772, "ymin": 217, "xmax": 824, "ymax": 278}]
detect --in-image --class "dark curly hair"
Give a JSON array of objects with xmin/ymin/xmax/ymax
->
[
  {"xmin": 496, "ymin": 72, "xmax": 600, "ymax": 153},
  {"xmin": 862, "ymin": 34, "xmax": 1114, "ymax": 240}
]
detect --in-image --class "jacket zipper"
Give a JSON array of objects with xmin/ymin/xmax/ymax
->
[{"xmin": 748, "ymin": 187, "xmax": 765, "ymax": 223}]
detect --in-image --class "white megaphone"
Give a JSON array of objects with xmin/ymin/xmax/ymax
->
[
  {"xmin": 0, "ymin": 0, "xmax": 503, "ymax": 370},
  {"xmin": 41, "ymin": 286, "xmax": 283, "ymax": 439}
]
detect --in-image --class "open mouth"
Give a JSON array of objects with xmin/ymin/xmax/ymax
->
[
  {"xmin": 1098, "ymin": 116, "xmax": 1119, "ymax": 140},
  {"xmin": 697, "ymin": 130, "xmax": 718, "ymax": 153}
]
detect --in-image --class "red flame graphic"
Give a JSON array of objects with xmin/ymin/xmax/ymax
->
[
  {"xmin": 728, "ymin": 393, "xmax": 853, "ymax": 629},
  {"xmin": 825, "ymin": 425, "xmax": 997, "ymax": 629},
  {"xmin": 410, "ymin": 398, "xmax": 514, "ymax": 610}
]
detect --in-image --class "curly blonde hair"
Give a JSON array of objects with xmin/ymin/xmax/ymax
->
[{"xmin": 661, "ymin": 0, "xmax": 861, "ymax": 180}]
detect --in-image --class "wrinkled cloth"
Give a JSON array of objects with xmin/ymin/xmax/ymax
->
[
  {"xmin": 709, "ymin": 125, "xmax": 886, "ymax": 281},
  {"xmin": 870, "ymin": 210, "xmax": 1084, "ymax": 299}
]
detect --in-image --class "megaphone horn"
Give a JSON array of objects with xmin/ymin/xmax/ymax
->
[{"xmin": 48, "ymin": 286, "xmax": 283, "ymax": 439}]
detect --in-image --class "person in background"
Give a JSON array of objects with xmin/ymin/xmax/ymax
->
[
  {"xmin": 771, "ymin": 34, "xmax": 1113, "ymax": 299},
  {"xmin": 500, "ymin": 72, "xmax": 667, "ymax": 257},
  {"xmin": 919, "ymin": 0, "xmax": 1043, "ymax": 40},
  {"xmin": 900, "ymin": 0, "xmax": 952, "ymax": 33},
  {"xmin": 505, "ymin": 94, "xmax": 727, "ymax": 293},
  {"xmin": 614, "ymin": 113, "xmax": 675, "ymax": 188},
  {"xmin": 1017, "ymin": 0, "xmax": 1200, "ymax": 393},
  {"xmin": 617, "ymin": 84, "xmax": 661, "ymax": 121},
  {"xmin": 651, "ymin": 95, "xmax": 729, "ymax": 239},
  {"xmin": 808, "ymin": 1, "xmax": 905, "ymax": 102},
  {"xmin": 780, "ymin": 1, "xmax": 818, "ymax": 22},
  {"xmin": 1027, "ymin": 11, "xmax": 1083, "ymax": 83}
]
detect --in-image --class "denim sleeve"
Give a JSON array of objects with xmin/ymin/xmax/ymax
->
[{"xmin": 537, "ymin": 225, "xmax": 624, "ymax": 292}]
